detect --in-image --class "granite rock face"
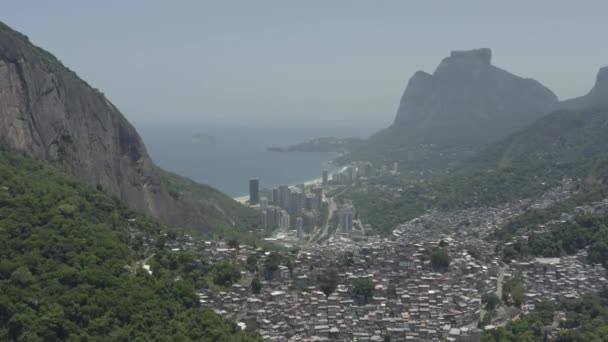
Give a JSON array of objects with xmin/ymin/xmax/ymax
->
[
  {"xmin": 388, "ymin": 48, "xmax": 558, "ymax": 144},
  {"xmin": 0, "ymin": 22, "xmax": 249, "ymax": 231}
]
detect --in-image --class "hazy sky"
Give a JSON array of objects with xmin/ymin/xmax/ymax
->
[{"xmin": 2, "ymin": 1, "xmax": 607, "ymax": 125}]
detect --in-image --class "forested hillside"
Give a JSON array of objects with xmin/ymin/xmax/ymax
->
[
  {"xmin": 347, "ymin": 107, "xmax": 608, "ymax": 233},
  {"xmin": 483, "ymin": 289, "xmax": 608, "ymax": 341},
  {"xmin": 0, "ymin": 149, "xmax": 260, "ymax": 341}
]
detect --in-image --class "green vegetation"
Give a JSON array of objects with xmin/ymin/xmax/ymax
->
[
  {"xmin": 246, "ymin": 254, "xmax": 259, "ymax": 273},
  {"xmin": 495, "ymin": 183, "xmax": 608, "ymax": 242},
  {"xmin": 0, "ymin": 21, "xmax": 63, "ymax": 69},
  {"xmin": 347, "ymin": 107, "xmax": 608, "ymax": 234},
  {"xmin": 318, "ymin": 268, "xmax": 338, "ymax": 299},
  {"xmin": 0, "ymin": 21, "xmax": 86, "ymax": 83},
  {"xmin": 483, "ymin": 289, "xmax": 608, "ymax": 341},
  {"xmin": 0, "ymin": 150, "xmax": 260, "ymax": 341},
  {"xmin": 489, "ymin": 177, "xmax": 608, "ymax": 266},
  {"xmin": 352, "ymin": 278, "xmax": 375, "ymax": 304},
  {"xmin": 430, "ymin": 248, "xmax": 451, "ymax": 272},
  {"xmin": 502, "ymin": 276, "xmax": 525, "ymax": 308},
  {"xmin": 251, "ymin": 278, "xmax": 262, "ymax": 294},
  {"xmin": 157, "ymin": 168, "xmax": 269, "ymax": 247},
  {"xmin": 482, "ymin": 293, "xmax": 501, "ymax": 311},
  {"xmin": 263, "ymin": 252, "xmax": 283, "ymax": 280}
]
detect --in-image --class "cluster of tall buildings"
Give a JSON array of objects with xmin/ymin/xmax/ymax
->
[
  {"xmin": 338, "ymin": 201, "xmax": 355, "ymax": 233},
  {"xmin": 248, "ymin": 178, "xmax": 326, "ymax": 237},
  {"xmin": 330, "ymin": 162, "xmax": 374, "ymax": 185}
]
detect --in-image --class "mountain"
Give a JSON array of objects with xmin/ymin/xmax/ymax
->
[
  {"xmin": 348, "ymin": 68, "xmax": 608, "ymax": 233},
  {"xmin": 0, "ymin": 22, "xmax": 257, "ymax": 233},
  {"xmin": 346, "ymin": 48, "xmax": 558, "ymax": 164},
  {"xmin": 468, "ymin": 66, "xmax": 608, "ymax": 173}
]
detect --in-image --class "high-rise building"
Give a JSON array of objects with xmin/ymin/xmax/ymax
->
[
  {"xmin": 280, "ymin": 211, "xmax": 290, "ymax": 231},
  {"xmin": 311, "ymin": 186, "xmax": 323, "ymax": 209},
  {"xmin": 289, "ymin": 189, "xmax": 304, "ymax": 215},
  {"xmin": 304, "ymin": 194, "xmax": 315, "ymax": 211},
  {"xmin": 322, "ymin": 170, "xmax": 329, "ymax": 185},
  {"xmin": 260, "ymin": 197, "xmax": 269, "ymax": 211},
  {"xmin": 278, "ymin": 185, "xmax": 290, "ymax": 209},
  {"xmin": 272, "ymin": 188, "xmax": 279, "ymax": 205},
  {"xmin": 249, "ymin": 178, "xmax": 260, "ymax": 205},
  {"xmin": 269, "ymin": 207, "xmax": 282, "ymax": 229},
  {"xmin": 339, "ymin": 202, "xmax": 355, "ymax": 233},
  {"xmin": 259, "ymin": 210, "xmax": 267, "ymax": 229},
  {"xmin": 296, "ymin": 217, "xmax": 303, "ymax": 238}
]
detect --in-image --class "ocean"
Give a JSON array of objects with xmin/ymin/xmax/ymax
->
[{"xmin": 135, "ymin": 120, "xmax": 384, "ymax": 197}]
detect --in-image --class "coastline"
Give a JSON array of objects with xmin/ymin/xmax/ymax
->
[
  {"xmin": 234, "ymin": 166, "xmax": 347, "ymax": 203},
  {"xmin": 234, "ymin": 176, "xmax": 323, "ymax": 204}
]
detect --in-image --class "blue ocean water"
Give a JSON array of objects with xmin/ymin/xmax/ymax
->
[{"xmin": 135, "ymin": 120, "xmax": 382, "ymax": 197}]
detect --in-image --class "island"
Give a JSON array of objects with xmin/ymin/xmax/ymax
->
[{"xmin": 268, "ymin": 136, "xmax": 363, "ymax": 153}]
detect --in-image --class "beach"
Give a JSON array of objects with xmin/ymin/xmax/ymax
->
[{"xmin": 234, "ymin": 176, "xmax": 323, "ymax": 203}]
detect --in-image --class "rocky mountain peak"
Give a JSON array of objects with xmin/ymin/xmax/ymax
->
[
  {"xmin": 559, "ymin": 66, "xmax": 608, "ymax": 110},
  {"xmin": 387, "ymin": 48, "xmax": 557, "ymax": 145},
  {"xmin": 449, "ymin": 48, "xmax": 492, "ymax": 65},
  {"xmin": 0, "ymin": 21, "xmax": 253, "ymax": 232},
  {"xmin": 594, "ymin": 66, "xmax": 608, "ymax": 91}
]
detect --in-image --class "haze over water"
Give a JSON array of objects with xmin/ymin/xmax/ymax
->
[{"xmin": 136, "ymin": 119, "xmax": 385, "ymax": 197}]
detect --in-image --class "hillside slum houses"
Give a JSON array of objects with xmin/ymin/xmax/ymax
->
[
  {"xmin": 159, "ymin": 178, "xmax": 607, "ymax": 341},
  {"xmin": 196, "ymin": 235, "xmax": 498, "ymax": 342}
]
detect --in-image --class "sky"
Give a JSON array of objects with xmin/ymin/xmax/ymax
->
[{"xmin": 1, "ymin": 1, "xmax": 607, "ymax": 126}]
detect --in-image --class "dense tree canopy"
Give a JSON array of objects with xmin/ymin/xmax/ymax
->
[
  {"xmin": 352, "ymin": 278, "xmax": 375, "ymax": 304},
  {"xmin": 483, "ymin": 289, "xmax": 608, "ymax": 341},
  {"xmin": 318, "ymin": 268, "xmax": 338, "ymax": 299},
  {"xmin": 0, "ymin": 150, "xmax": 260, "ymax": 341},
  {"xmin": 430, "ymin": 248, "xmax": 451, "ymax": 272}
]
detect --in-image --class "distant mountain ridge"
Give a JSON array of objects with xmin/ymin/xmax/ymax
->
[
  {"xmin": 348, "ymin": 48, "xmax": 559, "ymax": 164},
  {"xmin": 348, "ymin": 66, "xmax": 608, "ymax": 232},
  {"xmin": 560, "ymin": 66, "xmax": 608, "ymax": 110},
  {"xmin": 463, "ymin": 65, "xmax": 608, "ymax": 181},
  {"xmin": 0, "ymin": 21, "xmax": 257, "ymax": 233}
]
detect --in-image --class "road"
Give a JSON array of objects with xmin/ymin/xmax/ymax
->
[
  {"xmin": 496, "ymin": 266, "xmax": 506, "ymax": 299},
  {"xmin": 479, "ymin": 266, "xmax": 506, "ymax": 325},
  {"xmin": 310, "ymin": 196, "xmax": 336, "ymax": 243}
]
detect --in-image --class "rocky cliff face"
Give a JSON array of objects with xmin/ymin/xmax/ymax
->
[
  {"xmin": 0, "ymin": 22, "xmax": 254, "ymax": 231},
  {"xmin": 388, "ymin": 48, "xmax": 558, "ymax": 145},
  {"xmin": 560, "ymin": 67, "xmax": 608, "ymax": 110}
]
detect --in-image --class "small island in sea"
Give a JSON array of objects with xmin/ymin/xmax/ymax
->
[
  {"xmin": 191, "ymin": 132, "xmax": 216, "ymax": 144},
  {"xmin": 268, "ymin": 136, "xmax": 363, "ymax": 153}
]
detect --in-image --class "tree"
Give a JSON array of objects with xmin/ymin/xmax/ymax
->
[
  {"xmin": 318, "ymin": 268, "xmax": 338, "ymax": 320},
  {"xmin": 352, "ymin": 278, "xmax": 374, "ymax": 304},
  {"xmin": 263, "ymin": 252, "xmax": 282, "ymax": 280},
  {"xmin": 511, "ymin": 284, "xmax": 525, "ymax": 308},
  {"xmin": 227, "ymin": 238, "xmax": 240, "ymax": 250},
  {"xmin": 0, "ymin": 150, "xmax": 263, "ymax": 341},
  {"xmin": 285, "ymin": 258, "xmax": 294, "ymax": 278},
  {"xmin": 251, "ymin": 278, "xmax": 262, "ymax": 294},
  {"xmin": 212, "ymin": 262, "xmax": 241, "ymax": 287},
  {"xmin": 430, "ymin": 248, "xmax": 450, "ymax": 271},
  {"xmin": 245, "ymin": 255, "xmax": 258, "ymax": 273},
  {"xmin": 318, "ymin": 268, "xmax": 338, "ymax": 299},
  {"xmin": 482, "ymin": 293, "xmax": 500, "ymax": 310}
]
